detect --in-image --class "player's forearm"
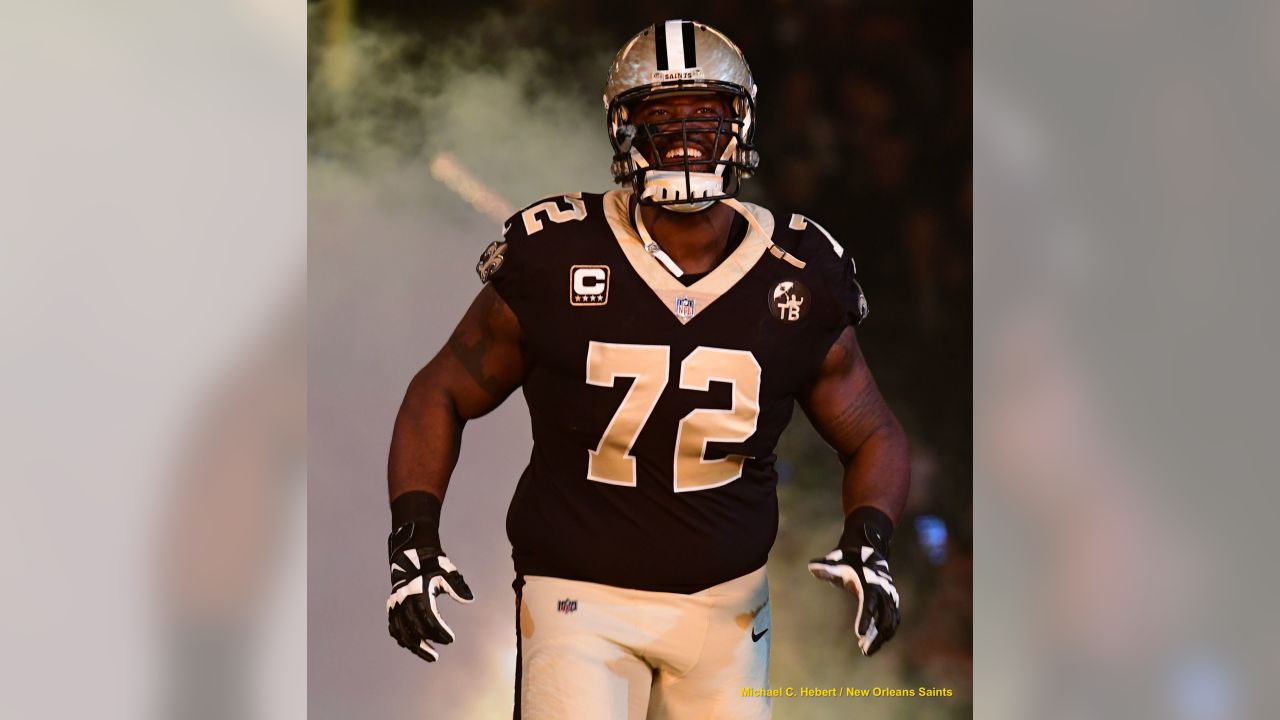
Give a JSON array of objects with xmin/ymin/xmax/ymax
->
[
  {"xmin": 839, "ymin": 418, "xmax": 910, "ymax": 525},
  {"xmin": 385, "ymin": 366, "xmax": 478, "ymax": 665},
  {"xmin": 387, "ymin": 367, "xmax": 466, "ymax": 504}
]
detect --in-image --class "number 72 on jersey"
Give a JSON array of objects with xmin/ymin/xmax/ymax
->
[{"xmin": 585, "ymin": 342, "xmax": 762, "ymax": 493}]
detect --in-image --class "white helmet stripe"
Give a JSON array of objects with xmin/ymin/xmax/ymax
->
[
  {"xmin": 664, "ymin": 21, "xmax": 686, "ymax": 70},
  {"xmin": 665, "ymin": 20, "xmax": 696, "ymax": 70}
]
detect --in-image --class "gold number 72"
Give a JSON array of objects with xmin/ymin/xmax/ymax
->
[{"xmin": 585, "ymin": 341, "xmax": 762, "ymax": 492}]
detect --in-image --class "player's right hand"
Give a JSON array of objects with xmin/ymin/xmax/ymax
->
[{"xmin": 386, "ymin": 522, "xmax": 475, "ymax": 662}]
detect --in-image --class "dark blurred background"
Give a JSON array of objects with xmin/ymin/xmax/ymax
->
[{"xmin": 309, "ymin": 1, "xmax": 970, "ymax": 717}]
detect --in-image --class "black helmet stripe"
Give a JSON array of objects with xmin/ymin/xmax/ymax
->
[
  {"xmin": 655, "ymin": 20, "xmax": 697, "ymax": 71},
  {"xmin": 681, "ymin": 21, "xmax": 697, "ymax": 67},
  {"xmin": 654, "ymin": 22, "xmax": 669, "ymax": 71}
]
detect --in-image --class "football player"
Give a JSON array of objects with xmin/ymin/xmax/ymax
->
[{"xmin": 386, "ymin": 20, "xmax": 910, "ymax": 719}]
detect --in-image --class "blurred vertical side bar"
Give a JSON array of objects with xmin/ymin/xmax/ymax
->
[
  {"xmin": 0, "ymin": 0, "xmax": 306, "ymax": 717},
  {"xmin": 975, "ymin": 1, "xmax": 1279, "ymax": 718}
]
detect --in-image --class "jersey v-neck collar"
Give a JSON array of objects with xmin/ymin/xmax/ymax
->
[{"xmin": 602, "ymin": 189, "xmax": 776, "ymax": 324}]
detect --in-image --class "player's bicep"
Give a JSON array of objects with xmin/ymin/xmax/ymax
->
[
  {"xmin": 800, "ymin": 326, "xmax": 898, "ymax": 458},
  {"xmin": 426, "ymin": 284, "xmax": 526, "ymax": 419}
]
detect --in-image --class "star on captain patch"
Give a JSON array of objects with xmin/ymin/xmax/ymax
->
[{"xmin": 674, "ymin": 296, "xmax": 696, "ymax": 321}]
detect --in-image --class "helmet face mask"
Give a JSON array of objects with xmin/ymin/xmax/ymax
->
[
  {"xmin": 629, "ymin": 92, "xmax": 734, "ymax": 177},
  {"xmin": 604, "ymin": 22, "xmax": 760, "ymax": 212}
]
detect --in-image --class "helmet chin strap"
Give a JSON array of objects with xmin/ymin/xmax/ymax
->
[
  {"xmin": 640, "ymin": 173, "xmax": 719, "ymax": 213},
  {"xmin": 719, "ymin": 196, "xmax": 769, "ymax": 239},
  {"xmin": 632, "ymin": 202, "xmax": 686, "ymax": 277},
  {"xmin": 634, "ymin": 136, "xmax": 739, "ymax": 213},
  {"xmin": 632, "ymin": 193, "xmax": 770, "ymax": 280}
]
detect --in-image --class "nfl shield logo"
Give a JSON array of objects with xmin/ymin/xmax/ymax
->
[{"xmin": 674, "ymin": 296, "xmax": 696, "ymax": 321}]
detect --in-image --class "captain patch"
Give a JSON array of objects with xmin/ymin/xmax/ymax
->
[{"xmin": 570, "ymin": 265, "xmax": 610, "ymax": 306}]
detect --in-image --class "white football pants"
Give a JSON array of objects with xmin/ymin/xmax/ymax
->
[{"xmin": 514, "ymin": 567, "xmax": 771, "ymax": 720}]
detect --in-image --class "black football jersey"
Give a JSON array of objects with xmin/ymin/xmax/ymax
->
[{"xmin": 482, "ymin": 190, "xmax": 866, "ymax": 593}]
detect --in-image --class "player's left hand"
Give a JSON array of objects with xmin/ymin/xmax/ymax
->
[{"xmin": 808, "ymin": 508, "xmax": 901, "ymax": 656}]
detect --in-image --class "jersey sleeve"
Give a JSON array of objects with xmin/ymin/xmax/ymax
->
[
  {"xmin": 475, "ymin": 196, "xmax": 559, "ymax": 323},
  {"xmin": 819, "ymin": 251, "xmax": 869, "ymax": 328},
  {"xmin": 476, "ymin": 213, "xmax": 527, "ymax": 318},
  {"xmin": 781, "ymin": 214, "xmax": 869, "ymax": 327},
  {"xmin": 768, "ymin": 214, "xmax": 871, "ymax": 389}
]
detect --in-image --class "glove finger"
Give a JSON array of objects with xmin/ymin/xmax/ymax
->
[
  {"xmin": 866, "ymin": 621, "xmax": 896, "ymax": 656},
  {"xmin": 859, "ymin": 620, "xmax": 880, "ymax": 655},
  {"xmin": 860, "ymin": 568, "xmax": 901, "ymax": 653},
  {"xmin": 807, "ymin": 560, "xmax": 856, "ymax": 591},
  {"xmin": 402, "ymin": 636, "xmax": 438, "ymax": 663},
  {"xmin": 388, "ymin": 605, "xmax": 419, "ymax": 646},
  {"xmin": 809, "ymin": 548, "xmax": 843, "ymax": 565},
  {"xmin": 439, "ymin": 571, "xmax": 475, "ymax": 604},
  {"xmin": 806, "ymin": 561, "xmax": 837, "ymax": 584},
  {"xmin": 863, "ymin": 589, "xmax": 902, "ymax": 656},
  {"xmin": 388, "ymin": 617, "xmax": 405, "ymax": 646},
  {"xmin": 432, "ymin": 556, "xmax": 475, "ymax": 602},
  {"xmin": 389, "ymin": 605, "xmax": 439, "ymax": 662},
  {"xmin": 857, "ymin": 585, "xmax": 881, "ymax": 638},
  {"xmin": 397, "ymin": 594, "xmax": 447, "ymax": 645},
  {"xmin": 416, "ymin": 639, "xmax": 440, "ymax": 662},
  {"xmin": 412, "ymin": 590, "xmax": 456, "ymax": 645},
  {"xmin": 874, "ymin": 595, "xmax": 901, "ymax": 647},
  {"xmin": 865, "ymin": 614, "xmax": 893, "ymax": 656}
]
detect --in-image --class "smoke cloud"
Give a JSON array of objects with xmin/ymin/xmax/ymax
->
[{"xmin": 308, "ymin": 10, "xmax": 619, "ymax": 718}]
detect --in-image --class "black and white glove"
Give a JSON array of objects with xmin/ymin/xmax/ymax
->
[
  {"xmin": 386, "ymin": 492, "xmax": 474, "ymax": 663},
  {"xmin": 808, "ymin": 507, "xmax": 901, "ymax": 656}
]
